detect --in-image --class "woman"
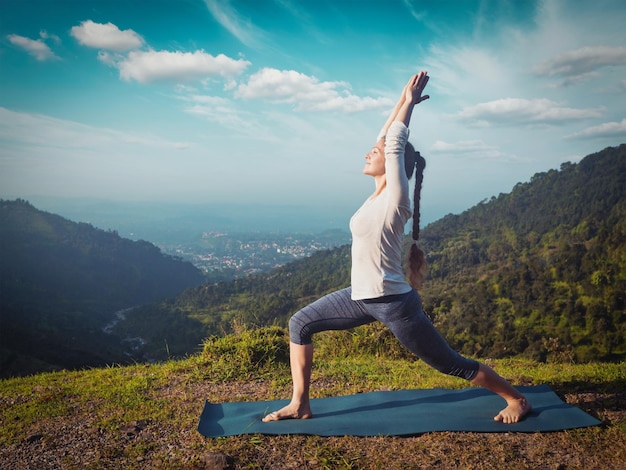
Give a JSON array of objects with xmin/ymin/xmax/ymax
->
[{"xmin": 263, "ymin": 72, "xmax": 531, "ymax": 425}]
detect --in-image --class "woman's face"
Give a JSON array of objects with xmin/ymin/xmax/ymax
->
[{"xmin": 363, "ymin": 139, "xmax": 385, "ymax": 177}]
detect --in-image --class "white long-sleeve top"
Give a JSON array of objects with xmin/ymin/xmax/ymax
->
[{"xmin": 349, "ymin": 120, "xmax": 413, "ymax": 300}]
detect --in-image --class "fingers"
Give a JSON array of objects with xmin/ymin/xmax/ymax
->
[
  {"xmin": 405, "ymin": 71, "xmax": 429, "ymax": 104},
  {"xmin": 415, "ymin": 71, "xmax": 428, "ymax": 90}
]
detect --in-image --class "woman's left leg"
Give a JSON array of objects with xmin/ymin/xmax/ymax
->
[{"xmin": 471, "ymin": 364, "xmax": 531, "ymax": 423}]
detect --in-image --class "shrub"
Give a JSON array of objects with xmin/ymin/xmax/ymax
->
[
  {"xmin": 315, "ymin": 323, "xmax": 415, "ymax": 361},
  {"xmin": 201, "ymin": 326, "xmax": 289, "ymax": 379}
]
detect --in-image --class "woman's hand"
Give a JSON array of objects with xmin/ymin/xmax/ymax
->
[
  {"xmin": 405, "ymin": 72, "xmax": 429, "ymax": 106},
  {"xmin": 379, "ymin": 71, "xmax": 430, "ymax": 137},
  {"xmin": 396, "ymin": 71, "xmax": 430, "ymax": 127}
]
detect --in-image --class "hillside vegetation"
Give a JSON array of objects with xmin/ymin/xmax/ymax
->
[
  {"xmin": 126, "ymin": 144, "xmax": 626, "ymax": 364},
  {"xmin": 419, "ymin": 144, "xmax": 626, "ymax": 362},
  {"xmin": 0, "ymin": 200, "xmax": 206, "ymax": 378},
  {"xmin": 2, "ymin": 144, "xmax": 625, "ymax": 378}
]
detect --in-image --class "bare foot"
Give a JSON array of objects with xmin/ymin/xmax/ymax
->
[
  {"xmin": 262, "ymin": 402, "xmax": 312, "ymax": 422},
  {"xmin": 494, "ymin": 397, "xmax": 532, "ymax": 424}
]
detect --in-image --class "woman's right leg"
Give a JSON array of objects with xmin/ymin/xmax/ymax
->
[
  {"xmin": 263, "ymin": 287, "xmax": 374, "ymax": 422},
  {"xmin": 263, "ymin": 341, "xmax": 313, "ymax": 421}
]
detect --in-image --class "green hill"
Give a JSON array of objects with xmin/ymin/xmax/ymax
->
[
  {"xmin": 418, "ymin": 144, "xmax": 626, "ymax": 362},
  {"xmin": 121, "ymin": 144, "xmax": 626, "ymax": 364},
  {"xmin": 0, "ymin": 200, "xmax": 206, "ymax": 378},
  {"xmin": 2, "ymin": 144, "xmax": 625, "ymax": 377}
]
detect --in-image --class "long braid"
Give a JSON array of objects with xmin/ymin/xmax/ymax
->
[
  {"xmin": 405, "ymin": 144, "xmax": 428, "ymax": 290},
  {"xmin": 412, "ymin": 152, "xmax": 426, "ymax": 241}
]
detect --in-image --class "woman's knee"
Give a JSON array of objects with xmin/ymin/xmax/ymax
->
[
  {"xmin": 433, "ymin": 357, "xmax": 479, "ymax": 381},
  {"xmin": 288, "ymin": 314, "xmax": 303, "ymax": 344},
  {"xmin": 288, "ymin": 312, "xmax": 312, "ymax": 345}
]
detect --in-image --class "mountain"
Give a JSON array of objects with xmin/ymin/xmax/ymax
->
[
  {"xmin": 0, "ymin": 200, "xmax": 206, "ymax": 378},
  {"xmin": 122, "ymin": 144, "xmax": 625, "ymax": 363},
  {"xmin": 2, "ymin": 144, "xmax": 625, "ymax": 377},
  {"xmin": 418, "ymin": 144, "xmax": 626, "ymax": 362}
]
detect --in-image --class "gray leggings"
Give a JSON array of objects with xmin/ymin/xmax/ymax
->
[{"xmin": 289, "ymin": 287, "xmax": 479, "ymax": 381}]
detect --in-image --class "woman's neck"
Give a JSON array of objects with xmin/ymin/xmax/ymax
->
[{"xmin": 371, "ymin": 175, "xmax": 387, "ymax": 199}]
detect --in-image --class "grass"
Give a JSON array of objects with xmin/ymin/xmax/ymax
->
[{"xmin": 1, "ymin": 326, "xmax": 625, "ymax": 469}]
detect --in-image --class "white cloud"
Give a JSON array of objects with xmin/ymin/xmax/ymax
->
[
  {"xmin": 0, "ymin": 107, "xmax": 188, "ymax": 152},
  {"xmin": 431, "ymin": 139, "xmax": 492, "ymax": 153},
  {"xmin": 185, "ymin": 101, "xmax": 267, "ymax": 138},
  {"xmin": 566, "ymin": 118, "xmax": 626, "ymax": 140},
  {"xmin": 422, "ymin": 41, "xmax": 519, "ymax": 104},
  {"xmin": 203, "ymin": 0, "xmax": 268, "ymax": 48},
  {"xmin": 544, "ymin": 71, "xmax": 600, "ymax": 89},
  {"xmin": 429, "ymin": 140, "xmax": 508, "ymax": 160},
  {"xmin": 401, "ymin": 0, "xmax": 427, "ymax": 23},
  {"xmin": 114, "ymin": 50, "xmax": 251, "ymax": 83},
  {"xmin": 533, "ymin": 45, "xmax": 626, "ymax": 81},
  {"xmin": 38, "ymin": 30, "xmax": 61, "ymax": 44},
  {"xmin": 235, "ymin": 68, "xmax": 393, "ymax": 113},
  {"xmin": 179, "ymin": 92, "xmax": 290, "ymax": 142},
  {"xmin": 70, "ymin": 19, "xmax": 250, "ymax": 85},
  {"xmin": 96, "ymin": 50, "xmax": 119, "ymax": 66},
  {"xmin": 6, "ymin": 33, "xmax": 59, "ymax": 61},
  {"xmin": 456, "ymin": 98, "xmax": 603, "ymax": 126},
  {"xmin": 183, "ymin": 94, "xmax": 236, "ymax": 120},
  {"xmin": 0, "ymin": 107, "xmax": 194, "ymax": 200},
  {"xmin": 70, "ymin": 20, "xmax": 144, "ymax": 51}
]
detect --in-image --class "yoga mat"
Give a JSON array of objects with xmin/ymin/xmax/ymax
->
[{"xmin": 197, "ymin": 385, "xmax": 601, "ymax": 437}]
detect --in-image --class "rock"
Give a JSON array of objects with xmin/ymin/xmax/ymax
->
[
  {"xmin": 119, "ymin": 419, "xmax": 150, "ymax": 438},
  {"xmin": 199, "ymin": 453, "xmax": 233, "ymax": 470},
  {"xmin": 25, "ymin": 433, "xmax": 43, "ymax": 443}
]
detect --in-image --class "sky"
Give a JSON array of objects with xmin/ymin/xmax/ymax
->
[{"xmin": 1, "ymin": 0, "xmax": 625, "ymax": 227}]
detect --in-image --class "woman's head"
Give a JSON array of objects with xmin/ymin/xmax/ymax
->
[{"xmin": 362, "ymin": 138, "xmax": 386, "ymax": 177}]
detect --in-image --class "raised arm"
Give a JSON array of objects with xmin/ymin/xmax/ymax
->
[
  {"xmin": 396, "ymin": 71, "xmax": 429, "ymax": 127},
  {"xmin": 378, "ymin": 81, "xmax": 409, "ymax": 138},
  {"xmin": 382, "ymin": 72, "xmax": 430, "ymax": 206},
  {"xmin": 378, "ymin": 72, "xmax": 429, "ymax": 140}
]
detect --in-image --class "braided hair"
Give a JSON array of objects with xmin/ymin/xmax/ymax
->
[{"xmin": 404, "ymin": 142, "xmax": 428, "ymax": 289}]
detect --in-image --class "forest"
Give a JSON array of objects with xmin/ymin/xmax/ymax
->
[
  {"xmin": 123, "ymin": 144, "xmax": 626, "ymax": 363},
  {"xmin": 418, "ymin": 144, "xmax": 626, "ymax": 362}
]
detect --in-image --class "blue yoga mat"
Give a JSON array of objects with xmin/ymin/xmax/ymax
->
[{"xmin": 197, "ymin": 385, "xmax": 601, "ymax": 437}]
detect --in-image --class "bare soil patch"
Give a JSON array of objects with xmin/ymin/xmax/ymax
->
[{"xmin": 2, "ymin": 377, "xmax": 624, "ymax": 470}]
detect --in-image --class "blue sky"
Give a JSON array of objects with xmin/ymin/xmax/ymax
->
[{"xmin": 1, "ymin": 0, "xmax": 625, "ymax": 226}]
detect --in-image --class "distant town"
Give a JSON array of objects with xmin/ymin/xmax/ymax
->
[{"xmin": 158, "ymin": 229, "xmax": 351, "ymax": 279}]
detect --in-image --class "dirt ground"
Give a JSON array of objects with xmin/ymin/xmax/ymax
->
[{"xmin": 1, "ymin": 379, "xmax": 624, "ymax": 470}]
